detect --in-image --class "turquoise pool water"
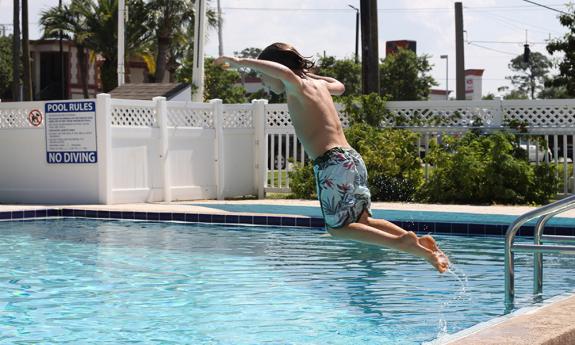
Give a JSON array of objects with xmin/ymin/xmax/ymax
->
[{"xmin": 1, "ymin": 219, "xmax": 574, "ymax": 344}]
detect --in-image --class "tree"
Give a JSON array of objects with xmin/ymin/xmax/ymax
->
[
  {"xmin": 546, "ymin": 6, "xmax": 575, "ymax": 97},
  {"xmin": 315, "ymin": 56, "xmax": 361, "ymax": 97},
  {"xmin": 497, "ymin": 86, "xmax": 528, "ymax": 100},
  {"xmin": 147, "ymin": 0, "xmax": 217, "ymax": 83},
  {"xmin": 379, "ymin": 48, "xmax": 436, "ymax": 101},
  {"xmin": 41, "ymin": 0, "xmax": 153, "ymax": 93},
  {"xmin": 0, "ymin": 36, "xmax": 14, "ymax": 99},
  {"xmin": 506, "ymin": 52, "xmax": 552, "ymax": 99},
  {"xmin": 178, "ymin": 57, "xmax": 246, "ymax": 103}
]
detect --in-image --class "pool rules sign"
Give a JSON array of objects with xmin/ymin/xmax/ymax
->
[{"xmin": 45, "ymin": 101, "xmax": 97, "ymax": 164}]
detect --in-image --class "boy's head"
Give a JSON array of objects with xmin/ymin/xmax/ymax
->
[{"xmin": 258, "ymin": 43, "xmax": 315, "ymax": 73}]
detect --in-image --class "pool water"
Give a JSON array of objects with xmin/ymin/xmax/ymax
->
[{"xmin": 1, "ymin": 219, "xmax": 574, "ymax": 344}]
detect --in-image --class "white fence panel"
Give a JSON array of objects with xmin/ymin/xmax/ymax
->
[
  {"xmin": 222, "ymin": 103, "xmax": 256, "ymax": 198},
  {"xmin": 0, "ymin": 100, "xmax": 100, "ymax": 204}
]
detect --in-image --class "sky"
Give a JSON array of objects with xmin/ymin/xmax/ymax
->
[{"xmin": 0, "ymin": 0, "xmax": 572, "ymax": 97}]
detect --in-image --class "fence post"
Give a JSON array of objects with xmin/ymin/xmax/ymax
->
[
  {"xmin": 96, "ymin": 93, "xmax": 112, "ymax": 204},
  {"xmin": 211, "ymin": 99, "xmax": 225, "ymax": 200},
  {"xmin": 154, "ymin": 96, "xmax": 171, "ymax": 203},
  {"xmin": 493, "ymin": 98, "xmax": 504, "ymax": 128},
  {"xmin": 252, "ymin": 99, "xmax": 268, "ymax": 199}
]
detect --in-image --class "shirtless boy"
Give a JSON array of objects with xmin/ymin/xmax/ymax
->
[{"xmin": 215, "ymin": 43, "xmax": 449, "ymax": 273}]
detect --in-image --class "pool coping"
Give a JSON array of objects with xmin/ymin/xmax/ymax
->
[
  {"xmin": 2, "ymin": 205, "xmax": 575, "ymax": 237},
  {"xmin": 428, "ymin": 290, "xmax": 575, "ymax": 345}
]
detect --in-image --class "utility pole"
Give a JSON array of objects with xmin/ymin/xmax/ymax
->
[
  {"xmin": 59, "ymin": 0, "xmax": 65, "ymax": 99},
  {"xmin": 217, "ymin": 0, "xmax": 223, "ymax": 56},
  {"xmin": 348, "ymin": 4, "xmax": 359, "ymax": 64},
  {"xmin": 192, "ymin": 0, "xmax": 206, "ymax": 102},
  {"xmin": 360, "ymin": 0, "xmax": 379, "ymax": 94},
  {"xmin": 22, "ymin": 0, "xmax": 32, "ymax": 101},
  {"xmin": 455, "ymin": 2, "xmax": 465, "ymax": 100},
  {"xmin": 12, "ymin": 0, "xmax": 21, "ymax": 101},
  {"xmin": 117, "ymin": 0, "xmax": 126, "ymax": 87}
]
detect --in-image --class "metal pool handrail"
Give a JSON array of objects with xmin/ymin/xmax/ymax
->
[{"xmin": 504, "ymin": 194, "xmax": 575, "ymax": 311}]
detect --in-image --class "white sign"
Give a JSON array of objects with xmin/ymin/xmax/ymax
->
[{"xmin": 45, "ymin": 101, "xmax": 97, "ymax": 164}]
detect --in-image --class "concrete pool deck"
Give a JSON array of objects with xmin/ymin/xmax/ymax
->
[{"xmin": 2, "ymin": 199, "xmax": 575, "ymax": 345}]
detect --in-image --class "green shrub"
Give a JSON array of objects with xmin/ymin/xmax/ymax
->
[
  {"xmin": 288, "ymin": 161, "xmax": 316, "ymax": 199},
  {"xmin": 345, "ymin": 124, "xmax": 424, "ymax": 201},
  {"xmin": 418, "ymin": 131, "xmax": 558, "ymax": 205}
]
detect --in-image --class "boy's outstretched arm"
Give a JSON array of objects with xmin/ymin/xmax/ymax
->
[
  {"xmin": 306, "ymin": 72, "xmax": 345, "ymax": 96},
  {"xmin": 214, "ymin": 56, "xmax": 299, "ymax": 86}
]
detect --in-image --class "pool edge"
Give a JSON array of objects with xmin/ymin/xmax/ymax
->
[{"xmin": 429, "ymin": 291, "xmax": 575, "ymax": 345}]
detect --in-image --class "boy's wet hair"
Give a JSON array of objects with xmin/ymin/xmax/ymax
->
[{"xmin": 257, "ymin": 43, "xmax": 315, "ymax": 72}]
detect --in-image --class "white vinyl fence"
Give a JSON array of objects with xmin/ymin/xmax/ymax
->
[{"xmin": 1, "ymin": 96, "xmax": 575, "ymax": 204}]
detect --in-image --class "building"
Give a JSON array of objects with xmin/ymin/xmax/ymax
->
[
  {"xmin": 465, "ymin": 69, "xmax": 484, "ymax": 100},
  {"xmin": 385, "ymin": 40, "xmax": 417, "ymax": 56},
  {"xmin": 28, "ymin": 39, "xmax": 173, "ymax": 101}
]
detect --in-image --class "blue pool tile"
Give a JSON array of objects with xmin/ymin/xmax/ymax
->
[
  {"xmin": 253, "ymin": 216, "xmax": 268, "ymax": 225},
  {"xmin": 35, "ymin": 209, "xmax": 47, "ymax": 218},
  {"xmin": 73, "ymin": 209, "xmax": 86, "ymax": 218},
  {"xmin": 212, "ymin": 214, "xmax": 225, "ymax": 224},
  {"xmin": 185, "ymin": 213, "xmax": 199, "ymax": 223},
  {"xmin": 108, "ymin": 211, "xmax": 121, "ymax": 219},
  {"xmin": 147, "ymin": 213, "xmax": 160, "ymax": 221},
  {"xmin": 97, "ymin": 210, "xmax": 110, "ymax": 219},
  {"xmin": 295, "ymin": 218, "xmax": 311, "ymax": 227},
  {"xmin": 225, "ymin": 215, "xmax": 239, "ymax": 224},
  {"xmin": 23, "ymin": 210, "xmax": 36, "ymax": 218},
  {"xmin": 198, "ymin": 214, "xmax": 212, "ymax": 223},
  {"xmin": 62, "ymin": 209, "xmax": 74, "ymax": 217},
  {"xmin": 267, "ymin": 217, "xmax": 282, "ymax": 226},
  {"xmin": 555, "ymin": 227, "xmax": 574, "ymax": 236},
  {"xmin": 310, "ymin": 217, "xmax": 325, "ymax": 228},
  {"xmin": 159, "ymin": 213, "xmax": 172, "ymax": 221},
  {"xmin": 468, "ymin": 223, "xmax": 485, "ymax": 235},
  {"xmin": 172, "ymin": 213, "xmax": 185, "ymax": 222},
  {"xmin": 11, "ymin": 211, "xmax": 24, "ymax": 219},
  {"xmin": 518, "ymin": 226, "xmax": 534, "ymax": 237},
  {"xmin": 122, "ymin": 211, "xmax": 135, "ymax": 220},
  {"xmin": 85, "ymin": 210, "xmax": 98, "ymax": 218},
  {"xmin": 238, "ymin": 215, "xmax": 253, "ymax": 224},
  {"xmin": 418, "ymin": 222, "xmax": 435, "ymax": 233},
  {"xmin": 134, "ymin": 212, "xmax": 147, "ymax": 220},
  {"xmin": 47, "ymin": 209, "xmax": 60, "ymax": 217},
  {"xmin": 485, "ymin": 225, "xmax": 504, "ymax": 236},
  {"xmin": 0, "ymin": 212, "xmax": 11, "ymax": 220},
  {"xmin": 435, "ymin": 222, "xmax": 452, "ymax": 234},
  {"xmin": 451, "ymin": 223, "xmax": 468, "ymax": 235},
  {"xmin": 403, "ymin": 221, "xmax": 417, "ymax": 232},
  {"xmin": 281, "ymin": 217, "xmax": 296, "ymax": 226}
]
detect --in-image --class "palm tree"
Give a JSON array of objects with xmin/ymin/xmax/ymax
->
[
  {"xmin": 12, "ymin": 0, "xmax": 21, "ymax": 101},
  {"xmin": 41, "ymin": 0, "xmax": 152, "ymax": 93},
  {"xmin": 147, "ymin": 0, "xmax": 217, "ymax": 82}
]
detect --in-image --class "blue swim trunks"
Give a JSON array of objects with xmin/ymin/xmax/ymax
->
[{"xmin": 313, "ymin": 147, "xmax": 372, "ymax": 229}]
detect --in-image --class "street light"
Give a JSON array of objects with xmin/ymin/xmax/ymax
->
[
  {"xmin": 440, "ymin": 55, "xmax": 448, "ymax": 100},
  {"xmin": 348, "ymin": 4, "xmax": 359, "ymax": 64}
]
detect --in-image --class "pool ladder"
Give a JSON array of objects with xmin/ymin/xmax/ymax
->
[{"xmin": 505, "ymin": 194, "xmax": 575, "ymax": 311}]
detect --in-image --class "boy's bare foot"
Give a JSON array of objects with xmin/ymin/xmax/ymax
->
[{"xmin": 398, "ymin": 232, "xmax": 450, "ymax": 273}]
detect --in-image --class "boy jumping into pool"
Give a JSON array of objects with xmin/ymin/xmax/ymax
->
[{"xmin": 215, "ymin": 43, "xmax": 449, "ymax": 273}]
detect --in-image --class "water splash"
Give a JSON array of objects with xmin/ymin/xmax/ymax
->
[{"xmin": 434, "ymin": 263, "xmax": 469, "ymax": 340}]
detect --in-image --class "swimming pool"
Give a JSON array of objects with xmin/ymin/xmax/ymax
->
[{"xmin": 1, "ymin": 219, "xmax": 574, "ymax": 344}]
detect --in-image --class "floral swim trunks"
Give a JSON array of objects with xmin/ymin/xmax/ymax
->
[{"xmin": 313, "ymin": 147, "xmax": 372, "ymax": 229}]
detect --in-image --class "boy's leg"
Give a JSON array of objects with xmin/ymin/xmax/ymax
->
[{"xmin": 327, "ymin": 214, "xmax": 449, "ymax": 273}]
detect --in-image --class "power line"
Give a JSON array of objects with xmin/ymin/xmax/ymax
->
[
  {"xmin": 470, "ymin": 40, "xmax": 547, "ymax": 45},
  {"xmin": 521, "ymin": 0, "xmax": 571, "ymax": 15},
  {"xmin": 467, "ymin": 42, "xmax": 519, "ymax": 56},
  {"xmin": 221, "ymin": 4, "xmax": 569, "ymax": 13}
]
